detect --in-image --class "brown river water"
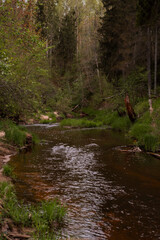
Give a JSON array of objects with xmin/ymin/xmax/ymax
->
[{"xmin": 10, "ymin": 124, "xmax": 160, "ymax": 240}]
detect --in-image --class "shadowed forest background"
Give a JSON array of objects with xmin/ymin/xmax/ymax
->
[
  {"xmin": 1, "ymin": 0, "xmax": 160, "ymax": 151},
  {"xmin": 0, "ymin": 0, "xmax": 159, "ymax": 116}
]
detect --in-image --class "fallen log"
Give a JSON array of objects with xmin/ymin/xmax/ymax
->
[
  {"xmin": 9, "ymin": 233, "xmax": 30, "ymax": 239},
  {"xmin": 147, "ymin": 152, "xmax": 160, "ymax": 159}
]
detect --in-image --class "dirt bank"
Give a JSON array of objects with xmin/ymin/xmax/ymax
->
[{"xmin": 0, "ymin": 140, "xmax": 16, "ymax": 182}]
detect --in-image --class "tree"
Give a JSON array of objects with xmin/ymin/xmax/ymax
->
[{"xmin": 137, "ymin": 0, "xmax": 160, "ymax": 112}]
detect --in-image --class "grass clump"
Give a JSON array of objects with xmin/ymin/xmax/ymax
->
[
  {"xmin": 40, "ymin": 119, "xmax": 56, "ymax": 124},
  {"xmin": 135, "ymin": 99, "xmax": 149, "ymax": 117},
  {"xmin": 129, "ymin": 122, "xmax": 159, "ymax": 152},
  {"xmin": 0, "ymin": 119, "xmax": 39, "ymax": 147},
  {"xmin": 5, "ymin": 125, "xmax": 27, "ymax": 147},
  {"xmin": 129, "ymin": 123, "xmax": 152, "ymax": 139},
  {"xmin": 60, "ymin": 118, "xmax": 103, "ymax": 128},
  {"xmin": 111, "ymin": 116, "xmax": 132, "ymax": 131},
  {"xmin": 0, "ymin": 182, "xmax": 66, "ymax": 239},
  {"xmin": 2, "ymin": 164, "xmax": 15, "ymax": 178},
  {"xmin": 141, "ymin": 134, "xmax": 159, "ymax": 152}
]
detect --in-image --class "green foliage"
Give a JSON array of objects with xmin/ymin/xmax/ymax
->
[
  {"xmin": 0, "ymin": 182, "xmax": 66, "ymax": 238},
  {"xmin": 54, "ymin": 88, "xmax": 72, "ymax": 113},
  {"xmin": 129, "ymin": 123, "xmax": 152, "ymax": 139},
  {"xmin": 0, "ymin": 2, "xmax": 55, "ymax": 119},
  {"xmin": 5, "ymin": 125, "xmax": 27, "ymax": 147},
  {"xmin": 38, "ymin": 200, "xmax": 66, "ymax": 223},
  {"xmin": 135, "ymin": 99, "xmax": 149, "ymax": 116},
  {"xmin": 81, "ymin": 107, "xmax": 98, "ymax": 118},
  {"xmin": 118, "ymin": 68, "xmax": 147, "ymax": 105},
  {"xmin": 2, "ymin": 164, "xmax": 14, "ymax": 178},
  {"xmin": 129, "ymin": 122, "xmax": 159, "ymax": 152},
  {"xmin": 40, "ymin": 118, "xmax": 56, "ymax": 124},
  {"xmin": 31, "ymin": 133, "xmax": 40, "ymax": 145},
  {"xmin": 60, "ymin": 118, "xmax": 103, "ymax": 128},
  {"xmin": 0, "ymin": 120, "xmax": 39, "ymax": 146},
  {"xmin": 141, "ymin": 134, "xmax": 159, "ymax": 152},
  {"xmin": 111, "ymin": 116, "xmax": 132, "ymax": 131}
]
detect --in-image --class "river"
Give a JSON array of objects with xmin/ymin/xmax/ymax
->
[{"xmin": 10, "ymin": 124, "xmax": 160, "ymax": 240}]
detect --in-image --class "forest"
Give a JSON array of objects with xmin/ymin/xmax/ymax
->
[
  {"xmin": 0, "ymin": 0, "xmax": 160, "ymax": 151},
  {"xmin": 0, "ymin": 0, "xmax": 160, "ymax": 239}
]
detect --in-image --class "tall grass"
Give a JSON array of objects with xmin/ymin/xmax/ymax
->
[
  {"xmin": 2, "ymin": 164, "xmax": 15, "ymax": 178},
  {"xmin": 129, "ymin": 122, "xmax": 159, "ymax": 152},
  {"xmin": 0, "ymin": 182, "xmax": 66, "ymax": 239},
  {"xmin": 111, "ymin": 116, "xmax": 132, "ymax": 131},
  {"xmin": 60, "ymin": 118, "xmax": 103, "ymax": 128},
  {"xmin": 0, "ymin": 119, "xmax": 39, "ymax": 146},
  {"xmin": 129, "ymin": 123, "xmax": 152, "ymax": 139},
  {"xmin": 5, "ymin": 125, "xmax": 27, "ymax": 146}
]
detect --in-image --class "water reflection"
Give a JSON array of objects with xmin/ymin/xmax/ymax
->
[{"xmin": 10, "ymin": 126, "xmax": 160, "ymax": 239}]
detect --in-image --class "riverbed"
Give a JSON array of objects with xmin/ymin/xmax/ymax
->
[{"xmin": 10, "ymin": 125, "xmax": 160, "ymax": 240}]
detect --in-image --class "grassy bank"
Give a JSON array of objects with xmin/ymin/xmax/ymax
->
[
  {"xmin": 0, "ymin": 181, "xmax": 66, "ymax": 239},
  {"xmin": 0, "ymin": 120, "xmax": 39, "ymax": 147},
  {"xmin": 60, "ymin": 99, "xmax": 160, "ymax": 152}
]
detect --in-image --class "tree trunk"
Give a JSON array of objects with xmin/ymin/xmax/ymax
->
[
  {"xmin": 154, "ymin": 24, "xmax": 158, "ymax": 96},
  {"xmin": 124, "ymin": 94, "xmax": 136, "ymax": 122},
  {"xmin": 147, "ymin": 26, "xmax": 153, "ymax": 114}
]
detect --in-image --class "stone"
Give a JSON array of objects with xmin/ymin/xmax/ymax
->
[{"xmin": 40, "ymin": 115, "xmax": 49, "ymax": 120}]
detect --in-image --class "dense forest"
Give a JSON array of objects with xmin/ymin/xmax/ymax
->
[
  {"xmin": 0, "ymin": 0, "xmax": 160, "ymax": 115},
  {"xmin": 1, "ymin": 0, "xmax": 160, "ymax": 148}
]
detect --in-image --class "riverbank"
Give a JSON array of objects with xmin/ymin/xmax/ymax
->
[
  {"xmin": 0, "ymin": 140, "xmax": 16, "ymax": 182},
  {"xmin": 0, "ymin": 130, "xmax": 66, "ymax": 240}
]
